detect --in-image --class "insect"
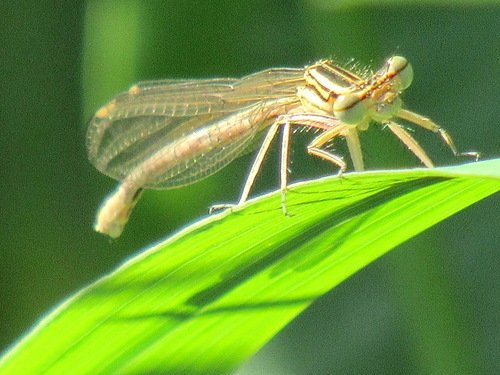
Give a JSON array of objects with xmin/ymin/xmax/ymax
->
[{"xmin": 87, "ymin": 56, "xmax": 477, "ymax": 238}]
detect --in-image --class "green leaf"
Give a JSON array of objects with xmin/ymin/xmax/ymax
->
[{"xmin": 1, "ymin": 159, "xmax": 499, "ymax": 375}]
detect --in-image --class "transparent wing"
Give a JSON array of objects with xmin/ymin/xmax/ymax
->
[{"xmin": 87, "ymin": 68, "xmax": 305, "ymax": 188}]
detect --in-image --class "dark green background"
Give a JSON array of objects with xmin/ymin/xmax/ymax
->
[{"xmin": 1, "ymin": 1, "xmax": 498, "ymax": 374}]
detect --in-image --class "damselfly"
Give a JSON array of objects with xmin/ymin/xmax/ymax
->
[{"xmin": 87, "ymin": 56, "xmax": 477, "ymax": 238}]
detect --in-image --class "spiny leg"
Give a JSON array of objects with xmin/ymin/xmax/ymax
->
[
  {"xmin": 397, "ymin": 109, "xmax": 479, "ymax": 160},
  {"xmin": 344, "ymin": 128, "xmax": 364, "ymax": 171},
  {"xmin": 210, "ymin": 113, "xmax": 342, "ymax": 214},
  {"xmin": 238, "ymin": 122, "xmax": 281, "ymax": 205},
  {"xmin": 275, "ymin": 114, "xmax": 344, "ymax": 213},
  {"xmin": 387, "ymin": 121, "xmax": 434, "ymax": 168},
  {"xmin": 307, "ymin": 125, "xmax": 349, "ymax": 173},
  {"xmin": 280, "ymin": 122, "xmax": 291, "ymax": 214},
  {"xmin": 237, "ymin": 113, "xmax": 342, "ymax": 207},
  {"xmin": 209, "ymin": 121, "xmax": 281, "ymax": 213}
]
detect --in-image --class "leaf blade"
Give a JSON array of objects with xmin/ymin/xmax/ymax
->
[{"xmin": 1, "ymin": 160, "xmax": 499, "ymax": 374}]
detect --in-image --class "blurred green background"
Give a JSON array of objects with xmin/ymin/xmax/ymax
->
[{"xmin": 1, "ymin": 1, "xmax": 498, "ymax": 374}]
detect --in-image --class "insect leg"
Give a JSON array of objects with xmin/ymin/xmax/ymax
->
[
  {"xmin": 306, "ymin": 124, "xmax": 350, "ymax": 173},
  {"xmin": 211, "ymin": 113, "xmax": 345, "ymax": 213},
  {"xmin": 397, "ymin": 109, "xmax": 479, "ymax": 160},
  {"xmin": 237, "ymin": 122, "xmax": 281, "ymax": 205},
  {"xmin": 344, "ymin": 128, "xmax": 364, "ymax": 171},
  {"xmin": 274, "ymin": 113, "xmax": 343, "ymax": 213},
  {"xmin": 209, "ymin": 122, "xmax": 281, "ymax": 213},
  {"xmin": 236, "ymin": 113, "xmax": 341, "ymax": 208},
  {"xmin": 387, "ymin": 121, "xmax": 434, "ymax": 168},
  {"xmin": 280, "ymin": 122, "xmax": 291, "ymax": 214}
]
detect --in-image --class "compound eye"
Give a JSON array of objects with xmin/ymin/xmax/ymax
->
[
  {"xmin": 334, "ymin": 93, "xmax": 368, "ymax": 125},
  {"xmin": 387, "ymin": 56, "xmax": 413, "ymax": 90}
]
